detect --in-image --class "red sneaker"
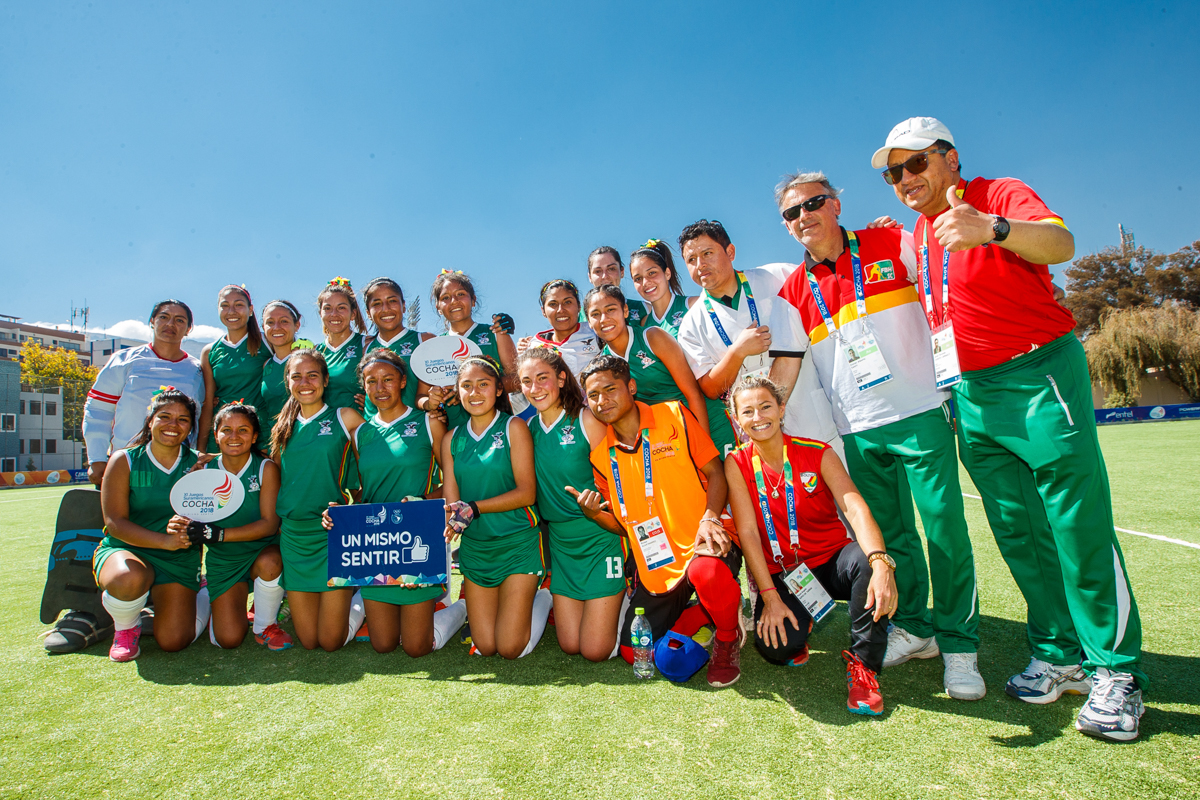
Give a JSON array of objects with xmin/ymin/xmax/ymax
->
[
  {"xmin": 255, "ymin": 623, "xmax": 293, "ymax": 651},
  {"xmin": 707, "ymin": 631, "xmax": 743, "ymax": 688},
  {"xmin": 354, "ymin": 622, "xmax": 370, "ymax": 642},
  {"xmin": 844, "ymin": 650, "xmax": 884, "ymax": 715},
  {"xmin": 787, "ymin": 643, "xmax": 810, "ymax": 667},
  {"xmin": 109, "ymin": 628, "xmax": 141, "ymax": 662}
]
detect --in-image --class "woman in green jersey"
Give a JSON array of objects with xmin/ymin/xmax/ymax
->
[
  {"xmin": 441, "ymin": 356, "xmax": 551, "ymax": 659},
  {"xmin": 315, "ymin": 278, "xmax": 371, "ymax": 413},
  {"xmin": 201, "ymin": 403, "xmax": 291, "ymax": 651},
  {"xmin": 427, "ymin": 270, "xmax": 519, "ymax": 429},
  {"xmin": 361, "ymin": 277, "xmax": 438, "ymax": 417},
  {"xmin": 198, "ymin": 285, "xmax": 270, "ymax": 451},
  {"xmin": 259, "ymin": 299, "xmax": 305, "ymax": 434},
  {"xmin": 518, "ymin": 346, "xmax": 626, "ymax": 661},
  {"xmin": 95, "ymin": 389, "xmax": 204, "ymax": 662},
  {"xmin": 269, "ymin": 349, "xmax": 367, "ymax": 652},
  {"xmin": 585, "ymin": 246, "xmax": 650, "ymax": 327},
  {"xmin": 628, "ymin": 239, "xmax": 697, "ymax": 337}
]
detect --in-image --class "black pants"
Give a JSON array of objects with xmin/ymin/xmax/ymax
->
[
  {"xmin": 621, "ymin": 547, "xmax": 743, "ymax": 644},
  {"xmin": 753, "ymin": 542, "xmax": 888, "ymax": 674}
]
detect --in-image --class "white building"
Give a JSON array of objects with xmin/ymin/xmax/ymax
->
[
  {"xmin": 16, "ymin": 384, "xmax": 85, "ymax": 471},
  {"xmin": 88, "ymin": 335, "xmax": 148, "ymax": 367},
  {"xmin": 0, "ymin": 314, "xmax": 90, "ymax": 366}
]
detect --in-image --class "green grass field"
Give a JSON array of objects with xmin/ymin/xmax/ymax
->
[{"xmin": 2, "ymin": 422, "xmax": 1198, "ymax": 799}]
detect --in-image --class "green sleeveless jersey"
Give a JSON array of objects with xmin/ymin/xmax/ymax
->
[
  {"xmin": 645, "ymin": 295, "xmax": 692, "ymax": 338},
  {"xmin": 528, "ymin": 409, "xmax": 597, "ymax": 524},
  {"xmin": 316, "ymin": 333, "xmax": 369, "ymax": 411},
  {"xmin": 603, "ymin": 326, "xmax": 686, "ymax": 406},
  {"xmin": 206, "ymin": 452, "xmax": 267, "ymax": 530},
  {"xmin": 443, "ymin": 322, "xmax": 503, "ymax": 431},
  {"xmin": 260, "ymin": 353, "xmax": 289, "ymax": 434},
  {"xmin": 451, "ymin": 413, "xmax": 539, "ymax": 539},
  {"xmin": 277, "ymin": 405, "xmax": 356, "ymax": 521},
  {"xmin": 125, "ymin": 445, "xmax": 200, "ymax": 533},
  {"xmin": 364, "ymin": 329, "xmax": 423, "ymax": 415},
  {"xmin": 209, "ymin": 336, "xmax": 270, "ymax": 411},
  {"xmin": 356, "ymin": 409, "xmax": 436, "ymax": 503}
]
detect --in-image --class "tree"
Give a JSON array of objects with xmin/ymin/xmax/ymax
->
[
  {"xmin": 1064, "ymin": 240, "xmax": 1200, "ymax": 335},
  {"xmin": 19, "ymin": 342, "xmax": 98, "ymax": 457},
  {"xmin": 1084, "ymin": 306, "xmax": 1200, "ymax": 406}
]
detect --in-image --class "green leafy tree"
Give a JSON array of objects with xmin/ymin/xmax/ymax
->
[
  {"xmin": 1084, "ymin": 306, "xmax": 1200, "ymax": 405},
  {"xmin": 19, "ymin": 342, "xmax": 98, "ymax": 456},
  {"xmin": 1064, "ymin": 240, "xmax": 1200, "ymax": 335}
]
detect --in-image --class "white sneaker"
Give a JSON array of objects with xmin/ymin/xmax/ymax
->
[
  {"xmin": 1075, "ymin": 668, "xmax": 1144, "ymax": 742},
  {"xmin": 943, "ymin": 652, "xmax": 986, "ymax": 700},
  {"xmin": 882, "ymin": 625, "xmax": 940, "ymax": 668},
  {"xmin": 1004, "ymin": 657, "xmax": 1092, "ymax": 704}
]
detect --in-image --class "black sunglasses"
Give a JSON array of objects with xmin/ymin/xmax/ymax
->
[
  {"xmin": 882, "ymin": 148, "xmax": 949, "ymax": 185},
  {"xmin": 781, "ymin": 194, "xmax": 833, "ymax": 222}
]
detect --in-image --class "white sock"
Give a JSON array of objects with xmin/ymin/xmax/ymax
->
[
  {"xmin": 252, "ymin": 576, "xmax": 284, "ymax": 635},
  {"xmin": 519, "ymin": 588, "xmax": 553, "ymax": 658},
  {"xmin": 610, "ymin": 591, "xmax": 631, "ymax": 659},
  {"xmin": 193, "ymin": 586, "xmax": 211, "ymax": 643},
  {"xmin": 433, "ymin": 599, "xmax": 468, "ymax": 651},
  {"xmin": 208, "ymin": 618, "xmax": 221, "ymax": 648},
  {"xmin": 102, "ymin": 591, "xmax": 148, "ymax": 632},
  {"xmin": 344, "ymin": 591, "xmax": 366, "ymax": 645}
]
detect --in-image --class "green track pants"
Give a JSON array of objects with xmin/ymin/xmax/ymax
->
[
  {"xmin": 845, "ymin": 406, "xmax": 979, "ymax": 653},
  {"xmin": 955, "ymin": 333, "xmax": 1145, "ymax": 685}
]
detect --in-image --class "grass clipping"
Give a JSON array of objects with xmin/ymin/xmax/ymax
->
[{"xmin": 1085, "ymin": 305, "xmax": 1200, "ymax": 406}]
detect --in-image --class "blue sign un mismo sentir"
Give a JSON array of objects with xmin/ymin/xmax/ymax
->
[{"xmin": 326, "ymin": 499, "xmax": 448, "ymax": 588}]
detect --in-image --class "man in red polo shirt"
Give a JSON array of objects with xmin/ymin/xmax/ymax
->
[{"xmin": 874, "ymin": 117, "xmax": 1145, "ymax": 741}]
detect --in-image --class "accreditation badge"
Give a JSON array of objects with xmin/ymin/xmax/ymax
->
[
  {"xmin": 781, "ymin": 561, "xmax": 836, "ymax": 623},
  {"xmin": 930, "ymin": 321, "xmax": 963, "ymax": 389},
  {"xmin": 739, "ymin": 353, "xmax": 771, "ymax": 382},
  {"xmin": 841, "ymin": 327, "xmax": 892, "ymax": 392},
  {"xmin": 631, "ymin": 515, "xmax": 675, "ymax": 571}
]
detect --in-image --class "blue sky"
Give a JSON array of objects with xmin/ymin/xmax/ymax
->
[{"xmin": 3, "ymin": 1, "xmax": 1197, "ymax": 345}]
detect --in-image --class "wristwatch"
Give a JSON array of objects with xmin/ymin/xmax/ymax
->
[
  {"xmin": 992, "ymin": 216, "xmax": 1011, "ymax": 243},
  {"xmin": 867, "ymin": 551, "xmax": 896, "ymax": 570}
]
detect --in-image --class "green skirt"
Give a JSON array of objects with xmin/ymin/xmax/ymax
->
[
  {"xmin": 280, "ymin": 518, "xmax": 336, "ymax": 593},
  {"xmin": 93, "ymin": 535, "xmax": 202, "ymax": 592},
  {"xmin": 548, "ymin": 517, "xmax": 626, "ymax": 601},
  {"xmin": 204, "ymin": 534, "xmax": 280, "ymax": 599},
  {"xmin": 459, "ymin": 520, "xmax": 545, "ymax": 589}
]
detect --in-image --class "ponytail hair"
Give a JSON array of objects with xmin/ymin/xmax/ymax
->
[
  {"xmin": 270, "ymin": 349, "xmax": 330, "ymax": 458},
  {"xmin": 129, "ymin": 388, "xmax": 197, "ymax": 449},
  {"xmin": 456, "ymin": 355, "xmax": 512, "ymax": 416},
  {"xmin": 516, "ymin": 346, "xmax": 586, "ymax": 419},
  {"xmin": 629, "ymin": 239, "xmax": 684, "ymax": 298},
  {"xmin": 317, "ymin": 278, "xmax": 368, "ymax": 336},
  {"xmin": 219, "ymin": 284, "xmax": 263, "ymax": 356},
  {"xmin": 212, "ymin": 402, "xmax": 268, "ymax": 459}
]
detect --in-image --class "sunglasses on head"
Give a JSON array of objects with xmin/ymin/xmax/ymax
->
[
  {"xmin": 882, "ymin": 148, "xmax": 949, "ymax": 185},
  {"xmin": 781, "ymin": 194, "xmax": 833, "ymax": 222}
]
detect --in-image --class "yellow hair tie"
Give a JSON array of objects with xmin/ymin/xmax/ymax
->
[
  {"xmin": 329, "ymin": 276, "xmax": 350, "ymax": 287},
  {"xmin": 643, "ymin": 238, "xmax": 662, "ymax": 249}
]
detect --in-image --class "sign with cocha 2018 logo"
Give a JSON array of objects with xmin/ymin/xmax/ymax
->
[
  {"xmin": 409, "ymin": 335, "xmax": 483, "ymax": 387},
  {"xmin": 169, "ymin": 469, "xmax": 245, "ymax": 523}
]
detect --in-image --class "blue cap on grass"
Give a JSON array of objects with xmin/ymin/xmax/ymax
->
[{"xmin": 653, "ymin": 631, "xmax": 710, "ymax": 682}]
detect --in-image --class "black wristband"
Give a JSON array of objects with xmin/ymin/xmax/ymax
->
[
  {"xmin": 186, "ymin": 520, "xmax": 225, "ymax": 544},
  {"xmin": 468, "ymin": 501, "xmax": 480, "ymax": 517}
]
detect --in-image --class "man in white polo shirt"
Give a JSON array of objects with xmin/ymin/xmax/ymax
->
[
  {"xmin": 770, "ymin": 172, "xmax": 983, "ymax": 700},
  {"xmin": 675, "ymin": 219, "xmax": 839, "ymax": 455}
]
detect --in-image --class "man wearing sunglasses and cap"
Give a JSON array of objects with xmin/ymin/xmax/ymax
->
[
  {"xmin": 875, "ymin": 116, "xmax": 1145, "ymax": 741},
  {"xmin": 770, "ymin": 171, "xmax": 983, "ymax": 702}
]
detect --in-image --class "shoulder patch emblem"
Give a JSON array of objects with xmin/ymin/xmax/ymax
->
[
  {"xmin": 865, "ymin": 260, "xmax": 895, "ymax": 284},
  {"xmin": 800, "ymin": 472, "xmax": 818, "ymax": 493}
]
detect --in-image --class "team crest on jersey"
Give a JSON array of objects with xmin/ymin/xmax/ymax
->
[
  {"xmin": 800, "ymin": 472, "xmax": 818, "ymax": 493},
  {"xmin": 670, "ymin": 310, "xmax": 686, "ymax": 326},
  {"xmin": 318, "ymin": 420, "xmax": 334, "ymax": 436},
  {"xmin": 346, "ymin": 345, "xmax": 358, "ymax": 358},
  {"xmin": 477, "ymin": 333, "xmax": 492, "ymax": 346},
  {"xmin": 629, "ymin": 309, "xmax": 643, "ymax": 322},
  {"xmin": 865, "ymin": 260, "xmax": 895, "ymax": 284},
  {"xmin": 248, "ymin": 475, "xmax": 260, "ymax": 493},
  {"xmin": 391, "ymin": 508, "xmax": 404, "ymax": 524},
  {"xmin": 491, "ymin": 431, "xmax": 506, "ymax": 450},
  {"xmin": 402, "ymin": 421, "xmax": 420, "ymax": 437},
  {"xmin": 399, "ymin": 343, "xmax": 414, "ymax": 355},
  {"xmin": 559, "ymin": 425, "xmax": 576, "ymax": 446},
  {"xmin": 582, "ymin": 338, "xmax": 599, "ymax": 355},
  {"xmin": 635, "ymin": 350, "xmax": 655, "ymax": 368}
]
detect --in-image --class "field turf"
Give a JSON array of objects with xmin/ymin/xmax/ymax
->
[{"xmin": 1, "ymin": 421, "xmax": 1198, "ymax": 799}]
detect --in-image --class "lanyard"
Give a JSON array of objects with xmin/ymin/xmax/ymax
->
[
  {"xmin": 750, "ymin": 451, "xmax": 797, "ymax": 564},
  {"xmin": 608, "ymin": 428, "xmax": 652, "ymax": 519},
  {"xmin": 804, "ymin": 231, "xmax": 867, "ymax": 340},
  {"xmin": 701, "ymin": 271, "xmax": 759, "ymax": 347},
  {"xmin": 919, "ymin": 221, "xmax": 951, "ymax": 328}
]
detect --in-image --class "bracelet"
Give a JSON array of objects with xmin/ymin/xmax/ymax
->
[
  {"xmin": 759, "ymin": 586, "xmax": 778, "ymax": 595},
  {"xmin": 468, "ymin": 500, "xmax": 480, "ymax": 517}
]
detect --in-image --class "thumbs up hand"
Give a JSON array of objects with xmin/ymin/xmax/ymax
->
[
  {"xmin": 404, "ymin": 536, "xmax": 430, "ymax": 563},
  {"xmin": 932, "ymin": 186, "xmax": 996, "ymax": 252}
]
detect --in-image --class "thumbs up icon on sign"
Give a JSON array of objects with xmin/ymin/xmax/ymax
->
[{"xmin": 404, "ymin": 536, "xmax": 430, "ymax": 564}]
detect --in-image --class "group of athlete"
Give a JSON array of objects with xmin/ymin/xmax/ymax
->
[{"xmin": 76, "ymin": 117, "xmax": 1147, "ymax": 742}]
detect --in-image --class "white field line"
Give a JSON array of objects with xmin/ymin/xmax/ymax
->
[
  {"xmin": 0, "ymin": 495, "xmax": 65, "ymax": 504},
  {"xmin": 961, "ymin": 492, "xmax": 1200, "ymax": 551}
]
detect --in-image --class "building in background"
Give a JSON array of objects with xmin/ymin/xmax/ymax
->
[
  {"xmin": 88, "ymin": 335, "xmax": 147, "ymax": 368},
  {"xmin": 0, "ymin": 361, "xmax": 19, "ymax": 473},
  {"xmin": 16, "ymin": 382, "xmax": 85, "ymax": 471},
  {"xmin": 0, "ymin": 314, "xmax": 89, "ymax": 366}
]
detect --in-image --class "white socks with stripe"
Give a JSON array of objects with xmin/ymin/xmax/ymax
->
[
  {"xmin": 433, "ymin": 599, "xmax": 468, "ymax": 651},
  {"xmin": 252, "ymin": 576, "xmax": 284, "ymax": 635},
  {"xmin": 344, "ymin": 591, "xmax": 366, "ymax": 646},
  {"xmin": 193, "ymin": 586, "xmax": 211, "ymax": 643},
  {"xmin": 519, "ymin": 588, "xmax": 553, "ymax": 658},
  {"xmin": 102, "ymin": 591, "xmax": 148, "ymax": 632}
]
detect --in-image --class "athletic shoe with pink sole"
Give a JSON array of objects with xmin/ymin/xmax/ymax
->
[{"xmin": 109, "ymin": 628, "xmax": 141, "ymax": 662}]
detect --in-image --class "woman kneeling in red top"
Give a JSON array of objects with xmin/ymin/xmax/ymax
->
[{"xmin": 724, "ymin": 375, "xmax": 899, "ymax": 716}]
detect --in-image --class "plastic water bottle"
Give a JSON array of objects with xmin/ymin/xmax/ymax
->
[{"xmin": 631, "ymin": 607, "xmax": 654, "ymax": 679}]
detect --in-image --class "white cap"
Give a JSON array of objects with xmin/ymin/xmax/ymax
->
[{"xmin": 871, "ymin": 117, "xmax": 955, "ymax": 169}]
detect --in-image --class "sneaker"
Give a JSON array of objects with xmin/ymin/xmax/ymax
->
[
  {"xmin": 786, "ymin": 643, "xmax": 810, "ymax": 667},
  {"xmin": 844, "ymin": 650, "xmax": 883, "ymax": 715},
  {"xmin": 1075, "ymin": 668, "xmax": 1144, "ymax": 742},
  {"xmin": 354, "ymin": 622, "xmax": 370, "ymax": 642},
  {"xmin": 458, "ymin": 622, "xmax": 473, "ymax": 646},
  {"xmin": 1005, "ymin": 658, "xmax": 1092, "ymax": 704},
  {"xmin": 882, "ymin": 625, "xmax": 940, "ymax": 668},
  {"xmin": 943, "ymin": 652, "xmax": 986, "ymax": 700},
  {"xmin": 691, "ymin": 625, "xmax": 715, "ymax": 650},
  {"xmin": 255, "ymin": 623, "xmax": 294, "ymax": 651},
  {"xmin": 706, "ymin": 629, "xmax": 744, "ymax": 688},
  {"xmin": 109, "ymin": 628, "xmax": 141, "ymax": 662}
]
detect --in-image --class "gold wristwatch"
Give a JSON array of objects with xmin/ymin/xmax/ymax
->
[{"xmin": 867, "ymin": 551, "xmax": 896, "ymax": 570}]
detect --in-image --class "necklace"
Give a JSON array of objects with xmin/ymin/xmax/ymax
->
[{"xmin": 765, "ymin": 463, "xmax": 786, "ymax": 499}]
